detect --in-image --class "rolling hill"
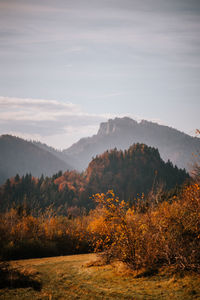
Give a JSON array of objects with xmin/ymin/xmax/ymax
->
[{"xmin": 0, "ymin": 135, "xmax": 73, "ymax": 184}]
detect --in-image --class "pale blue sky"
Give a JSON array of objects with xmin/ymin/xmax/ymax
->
[{"xmin": 0, "ymin": 0, "xmax": 199, "ymax": 148}]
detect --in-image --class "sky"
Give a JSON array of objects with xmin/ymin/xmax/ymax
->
[{"xmin": 0, "ymin": 0, "xmax": 199, "ymax": 149}]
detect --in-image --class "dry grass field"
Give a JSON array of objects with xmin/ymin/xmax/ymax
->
[{"xmin": 0, "ymin": 253, "xmax": 200, "ymax": 300}]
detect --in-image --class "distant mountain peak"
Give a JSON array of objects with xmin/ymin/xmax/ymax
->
[
  {"xmin": 64, "ymin": 116, "xmax": 200, "ymax": 171},
  {"xmin": 97, "ymin": 117, "xmax": 138, "ymax": 136}
]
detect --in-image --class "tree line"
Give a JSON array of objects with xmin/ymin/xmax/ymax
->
[{"xmin": 0, "ymin": 144, "xmax": 189, "ymax": 214}]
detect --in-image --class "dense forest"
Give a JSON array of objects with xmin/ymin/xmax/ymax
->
[
  {"xmin": 86, "ymin": 144, "xmax": 189, "ymax": 203},
  {"xmin": 0, "ymin": 144, "xmax": 189, "ymax": 214}
]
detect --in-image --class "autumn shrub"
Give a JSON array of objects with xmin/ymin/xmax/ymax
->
[
  {"xmin": 88, "ymin": 191, "xmax": 138, "ymax": 265},
  {"xmin": 89, "ymin": 185, "xmax": 200, "ymax": 272}
]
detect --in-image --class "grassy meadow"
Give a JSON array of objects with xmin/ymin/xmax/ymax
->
[{"xmin": 0, "ymin": 253, "xmax": 200, "ymax": 300}]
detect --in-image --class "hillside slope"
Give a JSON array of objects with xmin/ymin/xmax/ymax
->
[
  {"xmin": 85, "ymin": 143, "xmax": 189, "ymax": 202},
  {"xmin": 0, "ymin": 135, "xmax": 72, "ymax": 184}
]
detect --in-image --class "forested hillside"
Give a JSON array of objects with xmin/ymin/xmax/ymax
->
[
  {"xmin": 0, "ymin": 144, "xmax": 189, "ymax": 213},
  {"xmin": 86, "ymin": 144, "xmax": 189, "ymax": 203}
]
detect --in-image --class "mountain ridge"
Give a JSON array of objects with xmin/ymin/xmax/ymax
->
[
  {"xmin": 0, "ymin": 117, "xmax": 199, "ymax": 184},
  {"xmin": 64, "ymin": 117, "xmax": 200, "ymax": 171}
]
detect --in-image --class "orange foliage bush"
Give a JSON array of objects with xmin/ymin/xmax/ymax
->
[{"xmin": 89, "ymin": 185, "xmax": 200, "ymax": 271}]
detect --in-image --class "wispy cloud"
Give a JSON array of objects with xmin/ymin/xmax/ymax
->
[
  {"xmin": 0, "ymin": 97, "xmax": 80, "ymax": 117},
  {"xmin": 0, "ymin": 96, "xmax": 108, "ymax": 148},
  {"xmin": 0, "ymin": 96, "xmax": 152, "ymax": 148}
]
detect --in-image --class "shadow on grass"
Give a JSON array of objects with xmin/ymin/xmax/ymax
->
[
  {"xmin": 0, "ymin": 262, "xmax": 42, "ymax": 291},
  {"xmin": 134, "ymin": 268, "xmax": 159, "ymax": 278}
]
